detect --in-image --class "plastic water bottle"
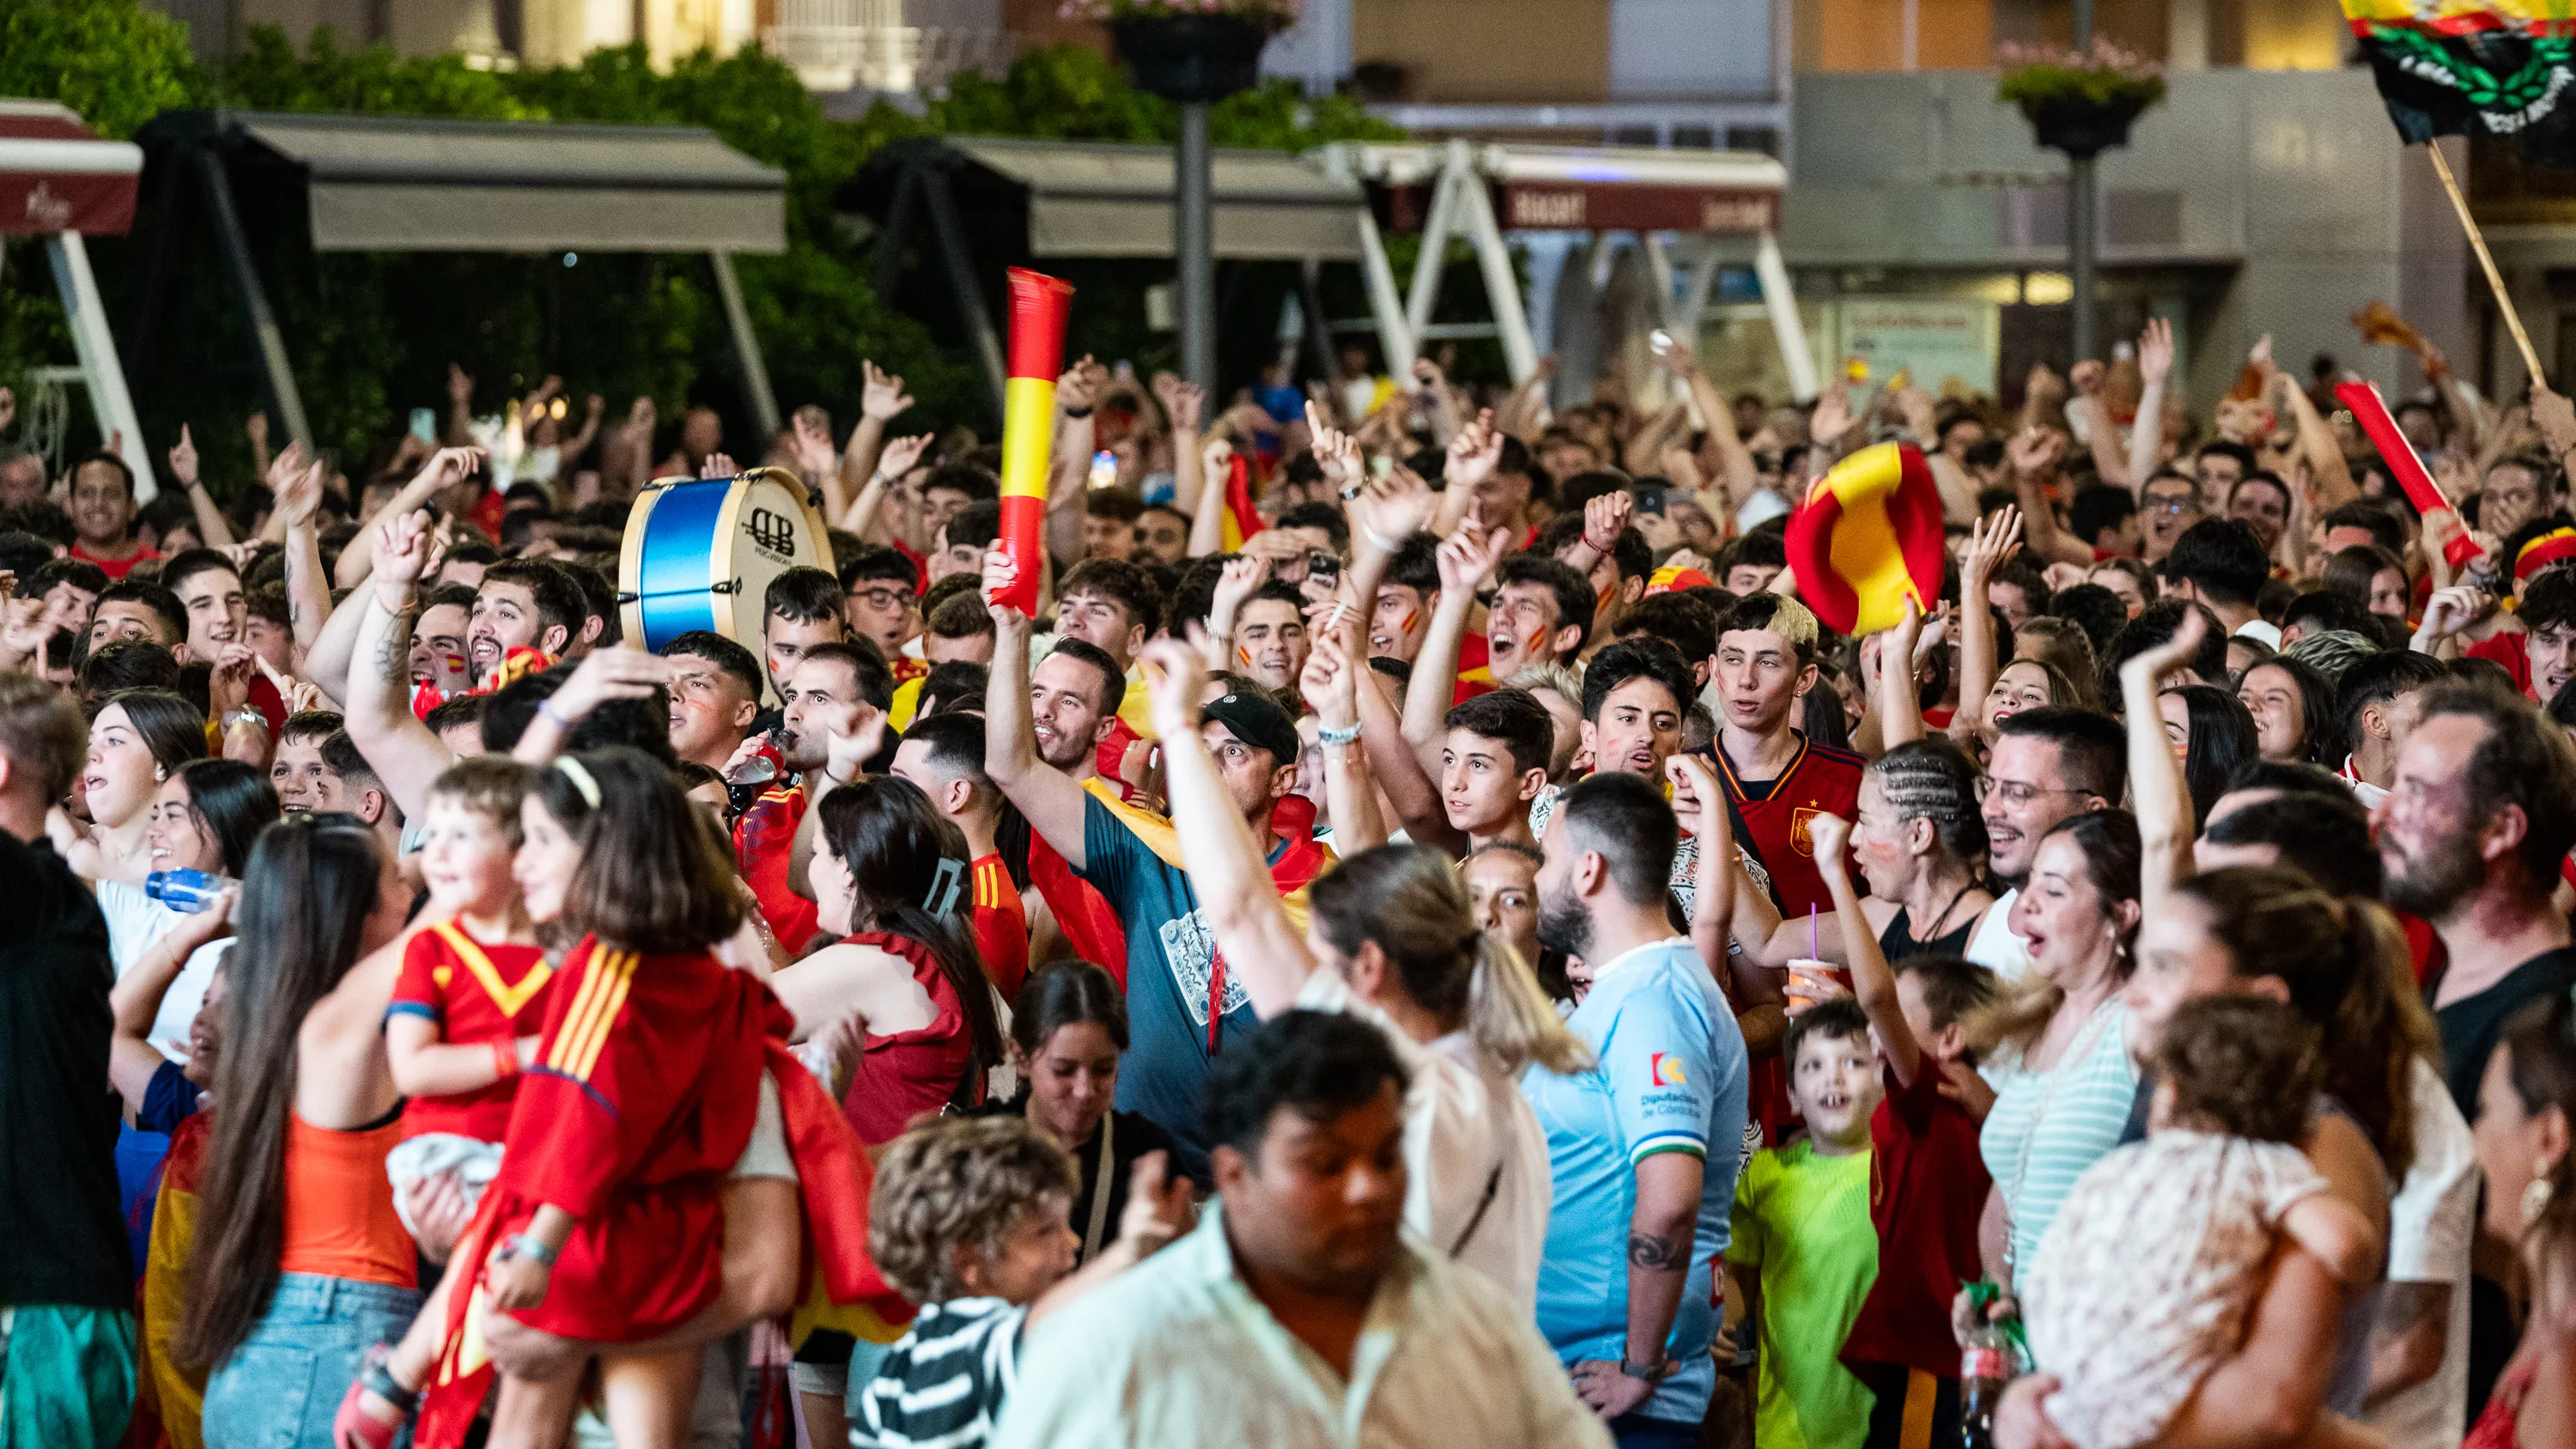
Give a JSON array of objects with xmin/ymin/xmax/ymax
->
[{"xmin": 145, "ymin": 868, "xmax": 226, "ymax": 913}]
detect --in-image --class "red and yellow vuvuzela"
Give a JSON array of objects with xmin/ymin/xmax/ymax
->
[
  {"xmin": 1783, "ymin": 440, "xmax": 1946, "ymax": 636},
  {"xmin": 998, "ymin": 267, "xmax": 1076, "ymax": 617}
]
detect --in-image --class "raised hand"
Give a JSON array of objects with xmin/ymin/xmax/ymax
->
[
  {"xmin": 407, "ymin": 446, "xmax": 487, "ymax": 498},
  {"xmin": 2006, "ymin": 426, "xmax": 2065, "ymax": 480},
  {"xmin": 1960, "ymin": 506, "xmax": 2025, "ymax": 588},
  {"xmin": 2137, "ymin": 317, "xmax": 2175, "ymax": 387},
  {"xmin": 1138, "ymin": 634, "xmax": 1212, "ymax": 743},
  {"xmin": 1666, "ymin": 750, "xmax": 1726, "ymax": 849},
  {"xmin": 698, "ymin": 452, "xmax": 736, "ymax": 481},
  {"xmin": 1298, "ymin": 604, "xmax": 1360, "ymax": 729},
  {"xmin": 1352, "ymin": 463, "xmax": 1436, "ymax": 550},
  {"xmin": 2414, "ymin": 585, "xmax": 2486, "ymax": 646},
  {"xmin": 819, "ymin": 699, "xmax": 887, "ymax": 784},
  {"xmin": 0, "ymin": 386, "xmax": 13, "ymax": 436},
  {"xmin": 374, "ymin": 508, "xmax": 436, "ymax": 596},
  {"xmin": 1806, "ymin": 810, "xmax": 1851, "ymax": 877},
  {"xmin": 790, "ymin": 406, "xmax": 836, "ymax": 478},
  {"xmin": 1116, "ymin": 1149, "xmax": 1194, "ymax": 1256},
  {"xmin": 860, "ymin": 361, "xmax": 914, "ymax": 421},
  {"xmin": 168, "ymin": 424, "xmax": 200, "ymax": 488},
  {"xmin": 446, "ymin": 362, "xmax": 474, "ymax": 408},
  {"xmin": 2123, "ymin": 601, "xmax": 2208, "ymax": 693},
  {"xmin": 1304, "ymin": 400, "xmax": 1360, "ymax": 490},
  {"xmin": 2068, "ymin": 359, "xmax": 2105, "ymax": 397},
  {"xmin": 209, "ymin": 644, "xmax": 258, "ymax": 718},
  {"xmin": 1809, "ymin": 384, "xmax": 1854, "ymax": 446},
  {"xmin": 1445, "ymin": 408, "xmax": 1505, "ymax": 494},
  {"xmin": 1434, "ymin": 518, "xmax": 1510, "ymax": 597},
  {"xmin": 1056, "ymin": 356, "xmax": 1101, "ymax": 415},
  {"xmin": 1581, "ymin": 490, "xmax": 1633, "ymax": 557},
  {"xmin": 876, "ymin": 433, "xmax": 934, "ymax": 482}
]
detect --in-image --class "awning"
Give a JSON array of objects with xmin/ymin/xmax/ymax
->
[
  {"xmin": 0, "ymin": 100, "xmax": 142, "ymax": 236},
  {"xmin": 1334, "ymin": 141, "xmax": 1788, "ymax": 235},
  {"xmin": 215, "ymin": 112, "xmax": 786, "ymax": 254},
  {"xmin": 854, "ymin": 136, "xmax": 1368, "ymax": 261}
]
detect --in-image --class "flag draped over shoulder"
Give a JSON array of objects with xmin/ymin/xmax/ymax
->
[{"xmin": 2342, "ymin": 0, "xmax": 2576, "ymax": 160}]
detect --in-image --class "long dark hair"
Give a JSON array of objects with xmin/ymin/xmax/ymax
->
[
  {"xmin": 100, "ymin": 687, "xmax": 208, "ymax": 772},
  {"xmin": 2499, "ymin": 995, "xmax": 2576, "ymax": 1294},
  {"xmin": 175, "ymin": 757, "xmax": 281, "ymax": 876},
  {"xmin": 2163, "ymin": 684, "xmax": 2257, "ymax": 828},
  {"xmin": 527, "ymin": 748, "xmax": 743, "ymax": 954},
  {"xmin": 1010, "ymin": 959, "xmax": 1129, "ymax": 1059},
  {"xmin": 2241, "ymin": 656, "xmax": 2338, "ymax": 765},
  {"xmin": 175, "ymin": 815, "xmax": 387, "ymax": 1370},
  {"xmin": 817, "ymin": 777, "xmax": 1002, "ymax": 1071},
  {"xmin": 2176, "ymin": 866, "xmax": 2434, "ymax": 1179}
]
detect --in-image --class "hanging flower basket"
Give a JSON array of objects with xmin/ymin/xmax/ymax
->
[
  {"xmin": 1061, "ymin": 0, "xmax": 1296, "ymax": 103},
  {"xmin": 1998, "ymin": 39, "xmax": 2166, "ymax": 161}
]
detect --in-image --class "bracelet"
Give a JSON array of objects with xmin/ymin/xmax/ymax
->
[
  {"xmin": 222, "ymin": 707, "xmax": 268, "ymax": 733},
  {"xmin": 538, "ymin": 698, "xmax": 572, "ymax": 731},
  {"xmin": 1619, "ymin": 1355, "xmax": 1673, "ymax": 1383},
  {"xmin": 490, "ymin": 1041, "xmax": 519, "ymax": 1080},
  {"xmin": 1359, "ymin": 523, "xmax": 1403, "ymax": 555},
  {"xmin": 498, "ymin": 1233, "xmax": 557, "ymax": 1267},
  {"xmin": 1316, "ymin": 722, "xmax": 1362, "ymax": 747},
  {"xmin": 1060, "ymin": 404, "xmax": 1094, "ymax": 419}
]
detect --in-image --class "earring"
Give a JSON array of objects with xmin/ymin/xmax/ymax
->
[
  {"xmin": 154, "ymin": 765, "xmax": 167, "ymax": 783},
  {"xmin": 2524, "ymin": 1169, "xmax": 2555, "ymax": 1231}
]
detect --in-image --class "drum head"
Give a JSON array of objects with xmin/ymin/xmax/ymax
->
[{"xmin": 619, "ymin": 469, "xmax": 833, "ymax": 652}]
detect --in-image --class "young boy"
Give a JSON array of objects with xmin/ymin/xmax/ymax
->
[
  {"xmin": 1725, "ymin": 997, "xmax": 1886, "ymax": 1449},
  {"xmin": 1807, "ymin": 810, "xmax": 1997, "ymax": 1449},
  {"xmin": 383, "ymin": 757, "xmax": 546, "ymax": 1224},
  {"xmin": 853, "ymin": 1115, "xmax": 1189, "ymax": 1449}
]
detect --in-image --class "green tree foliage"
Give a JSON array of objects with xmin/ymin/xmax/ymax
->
[{"xmin": 0, "ymin": 9, "xmax": 1400, "ymax": 488}]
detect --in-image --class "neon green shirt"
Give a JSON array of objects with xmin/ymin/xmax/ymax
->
[{"xmin": 1726, "ymin": 1139, "xmax": 1880, "ymax": 1449}]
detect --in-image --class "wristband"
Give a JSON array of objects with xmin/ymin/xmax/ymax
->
[
  {"xmin": 498, "ymin": 1233, "xmax": 557, "ymax": 1267},
  {"xmin": 490, "ymin": 1041, "xmax": 519, "ymax": 1080},
  {"xmin": 1060, "ymin": 404, "xmax": 1094, "ymax": 419},
  {"xmin": 1619, "ymin": 1355, "xmax": 1673, "ymax": 1383},
  {"xmin": 538, "ymin": 698, "xmax": 572, "ymax": 731},
  {"xmin": 1359, "ymin": 523, "xmax": 1403, "ymax": 555},
  {"xmin": 1316, "ymin": 722, "xmax": 1362, "ymax": 747},
  {"xmin": 222, "ymin": 707, "xmax": 269, "ymax": 733}
]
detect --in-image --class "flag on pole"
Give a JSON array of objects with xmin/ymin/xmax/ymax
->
[
  {"xmin": 1783, "ymin": 441, "xmax": 1946, "ymax": 636},
  {"xmin": 2341, "ymin": 0, "xmax": 2576, "ymax": 161},
  {"xmin": 998, "ymin": 269, "xmax": 1075, "ymax": 617}
]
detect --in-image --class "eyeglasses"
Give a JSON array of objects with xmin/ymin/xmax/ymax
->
[
  {"xmin": 2144, "ymin": 496, "xmax": 2194, "ymax": 515},
  {"xmin": 1973, "ymin": 777, "xmax": 2091, "ymax": 807},
  {"xmin": 848, "ymin": 587, "xmax": 911, "ymax": 612}
]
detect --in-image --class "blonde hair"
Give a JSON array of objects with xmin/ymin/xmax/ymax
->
[{"xmin": 1307, "ymin": 844, "xmax": 1590, "ymax": 1076}]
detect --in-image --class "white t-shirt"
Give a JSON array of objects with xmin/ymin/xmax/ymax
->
[
  {"xmin": 1296, "ymin": 969, "xmax": 1552, "ymax": 1315},
  {"xmin": 1968, "ymin": 887, "xmax": 2035, "ymax": 980},
  {"xmin": 146, "ymin": 939, "xmax": 230, "ymax": 1064},
  {"xmin": 2366, "ymin": 1058, "xmax": 2480, "ymax": 1449},
  {"xmin": 97, "ymin": 879, "xmax": 185, "ymax": 979}
]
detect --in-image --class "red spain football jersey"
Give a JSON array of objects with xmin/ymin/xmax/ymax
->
[{"xmin": 388, "ymin": 921, "xmax": 556, "ymax": 1142}]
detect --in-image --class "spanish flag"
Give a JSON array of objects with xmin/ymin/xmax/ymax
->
[
  {"xmin": 997, "ymin": 269, "xmax": 1075, "ymax": 617},
  {"xmin": 1783, "ymin": 441, "xmax": 1946, "ymax": 636},
  {"xmin": 1218, "ymin": 452, "xmax": 1264, "ymax": 552},
  {"xmin": 137, "ymin": 1114, "xmax": 211, "ymax": 1449}
]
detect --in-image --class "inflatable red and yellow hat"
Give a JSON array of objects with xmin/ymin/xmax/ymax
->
[{"xmin": 1783, "ymin": 440, "xmax": 1946, "ymax": 636}]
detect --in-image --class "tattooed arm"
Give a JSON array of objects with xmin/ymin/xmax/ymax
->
[
  {"xmin": 341, "ymin": 509, "xmax": 456, "ymax": 821},
  {"xmin": 1571, "ymin": 1151, "xmax": 1705, "ymax": 1419}
]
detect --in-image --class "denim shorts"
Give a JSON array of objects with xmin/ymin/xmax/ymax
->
[{"xmin": 201, "ymin": 1273, "xmax": 422, "ymax": 1449}]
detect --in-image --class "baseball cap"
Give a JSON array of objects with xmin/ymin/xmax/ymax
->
[{"xmin": 1201, "ymin": 691, "xmax": 1300, "ymax": 768}]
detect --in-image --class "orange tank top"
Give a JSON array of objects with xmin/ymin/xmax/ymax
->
[{"xmin": 277, "ymin": 1113, "xmax": 416, "ymax": 1288}]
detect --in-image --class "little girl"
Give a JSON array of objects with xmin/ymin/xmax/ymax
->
[
  {"xmin": 383, "ymin": 758, "xmax": 545, "ymax": 1226},
  {"xmin": 2020, "ymin": 995, "xmax": 2379, "ymax": 1449},
  {"xmin": 337, "ymin": 748, "xmax": 899, "ymax": 1449}
]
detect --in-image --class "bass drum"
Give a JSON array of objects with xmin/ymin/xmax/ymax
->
[{"xmin": 617, "ymin": 467, "xmax": 834, "ymax": 652}]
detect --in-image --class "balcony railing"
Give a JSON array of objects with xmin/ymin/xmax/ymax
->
[{"xmin": 762, "ymin": 0, "xmax": 1013, "ymax": 94}]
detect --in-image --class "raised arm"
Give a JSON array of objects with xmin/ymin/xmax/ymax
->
[
  {"xmin": 1048, "ymin": 360, "xmax": 1103, "ymax": 569},
  {"xmin": 1300, "ymin": 605, "xmax": 1386, "ymax": 852},
  {"xmin": 1402, "ymin": 521, "xmax": 1509, "ymax": 764},
  {"xmin": 507, "ymin": 647, "xmax": 674, "ymax": 767},
  {"xmin": 2121, "ymin": 605, "xmax": 2208, "ymax": 910},
  {"xmin": 1809, "ymin": 811, "xmax": 1919, "ymax": 1085},
  {"xmin": 1186, "ymin": 434, "xmax": 1233, "ymax": 559},
  {"xmin": 2069, "ymin": 361, "xmax": 2129, "ymax": 491},
  {"xmin": 341, "ymin": 509, "xmax": 459, "ymax": 821},
  {"xmin": 2269, "ymin": 361, "xmax": 2359, "ymax": 514},
  {"xmin": 840, "ymin": 361, "xmax": 913, "ymax": 510},
  {"xmin": 1950, "ymin": 509, "xmax": 2022, "ymax": 750},
  {"xmin": 1200, "ymin": 555, "xmax": 1270, "ymax": 675},
  {"xmin": 2128, "ymin": 319, "xmax": 2172, "ymax": 495},
  {"xmin": 1163, "ymin": 377, "xmax": 1207, "ymax": 518},
  {"xmin": 2008, "ymin": 427, "xmax": 2093, "ymax": 568},
  {"xmin": 1671, "ymin": 754, "xmax": 1738, "ymax": 989},
  {"xmin": 1876, "ymin": 595, "xmax": 1929, "ymax": 751},
  {"xmin": 1353, "ymin": 631, "xmax": 1454, "ymax": 852},
  {"xmin": 1140, "ymin": 635, "xmax": 1318, "ymax": 1018},
  {"xmin": 787, "ymin": 407, "xmax": 848, "ymax": 524},
  {"xmin": 981, "ymin": 545, "xmax": 1093, "ymax": 870},
  {"xmin": 837, "ymin": 432, "xmax": 932, "ymax": 540},
  {"xmin": 164, "ymin": 427, "xmax": 237, "ymax": 549}
]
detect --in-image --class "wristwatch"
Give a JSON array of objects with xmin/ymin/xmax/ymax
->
[{"xmin": 1619, "ymin": 1354, "xmax": 1674, "ymax": 1383}]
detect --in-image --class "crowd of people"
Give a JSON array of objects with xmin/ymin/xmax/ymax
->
[{"xmin": 6, "ymin": 318, "xmax": 2576, "ymax": 1449}]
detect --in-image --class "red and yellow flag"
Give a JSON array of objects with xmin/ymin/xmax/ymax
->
[
  {"xmin": 997, "ymin": 269, "xmax": 1075, "ymax": 617},
  {"xmin": 1783, "ymin": 441, "xmax": 1945, "ymax": 635},
  {"xmin": 1218, "ymin": 453, "xmax": 1263, "ymax": 553}
]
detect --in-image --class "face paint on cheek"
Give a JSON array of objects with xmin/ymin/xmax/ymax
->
[
  {"xmin": 1237, "ymin": 645, "xmax": 1254, "ymax": 670},
  {"xmin": 1398, "ymin": 607, "xmax": 1418, "ymax": 634}
]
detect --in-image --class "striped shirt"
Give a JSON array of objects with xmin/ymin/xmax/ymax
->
[
  {"xmin": 1977, "ymin": 997, "xmax": 2138, "ymax": 1276},
  {"xmin": 852, "ymin": 1297, "xmax": 1027, "ymax": 1449}
]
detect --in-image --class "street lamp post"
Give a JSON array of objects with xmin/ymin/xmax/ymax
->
[
  {"xmin": 2070, "ymin": 0, "xmax": 2097, "ymax": 365},
  {"xmin": 1177, "ymin": 102, "xmax": 1215, "ymax": 394}
]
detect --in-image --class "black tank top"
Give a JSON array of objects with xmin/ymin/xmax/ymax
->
[{"xmin": 1878, "ymin": 904, "xmax": 1978, "ymax": 962}]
